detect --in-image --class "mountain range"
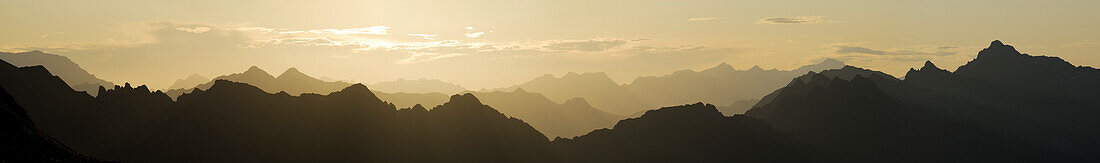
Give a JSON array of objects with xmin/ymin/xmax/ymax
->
[
  {"xmin": 746, "ymin": 40, "xmax": 1100, "ymax": 162},
  {"xmin": 366, "ymin": 78, "xmax": 468, "ymax": 94},
  {"xmin": 371, "ymin": 89, "xmax": 623, "ymax": 138},
  {"xmin": 3, "ymin": 40, "xmax": 1099, "ymax": 162},
  {"xmin": 495, "ymin": 59, "xmax": 845, "ymax": 115},
  {"xmin": 0, "ymin": 58, "xmax": 816, "ymax": 162},
  {"xmin": 163, "ymin": 66, "xmax": 354, "ymax": 98},
  {"xmin": 160, "ymin": 66, "xmax": 620, "ymax": 138}
]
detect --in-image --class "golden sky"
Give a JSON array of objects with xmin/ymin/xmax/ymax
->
[{"xmin": 2, "ymin": 0, "xmax": 1098, "ymax": 89}]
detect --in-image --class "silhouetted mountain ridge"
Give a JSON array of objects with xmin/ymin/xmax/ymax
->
[
  {"xmin": 746, "ymin": 40, "xmax": 1100, "ymax": 162},
  {"xmin": 1, "ymin": 51, "xmax": 114, "ymax": 96}
]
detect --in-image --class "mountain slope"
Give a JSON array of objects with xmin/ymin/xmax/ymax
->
[
  {"xmin": 167, "ymin": 74, "xmax": 209, "ymax": 89},
  {"xmin": 0, "ymin": 51, "xmax": 114, "ymax": 95},
  {"xmin": 0, "ymin": 86, "xmax": 102, "ymax": 162},
  {"xmin": 496, "ymin": 72, "xmax": 649, "ymax": 115}
]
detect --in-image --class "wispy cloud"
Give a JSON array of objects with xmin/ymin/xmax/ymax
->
[
  {"xmin": 176, "ymin": 27, "xmax": 211, "ymax": 33},
  {"xmin": 757, "ymin": 16, "xmax": 837, "ymax": 24},
  {"xmin": 407, "ymin": 34, "xmax": 437, "ymax": 40},
  {"xmin": 833, "ymin": 45, "xmax": 954, "ymax": 56},
  {"xmin": 465, "ymin": 32, "xmax": 485, "ymax": 38},
  {"xmin": 278, "ymin": 26, "xmax": 390, "ymax": 35},
  {"xmin": 1065, "ymin": 41, "xmax": 1096, "ymax": 47},
  {"xmin": 543, "ymin": 39, "xmax": 629, "ymax": 52},
  {"xmin": 686, "ymin": 17, "xmax": 720, "ymax": 22}
]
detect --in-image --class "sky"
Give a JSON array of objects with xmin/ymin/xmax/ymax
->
[{"xmin": 1, "ymin": 0, "xmax": 1098, "ymax": 90}]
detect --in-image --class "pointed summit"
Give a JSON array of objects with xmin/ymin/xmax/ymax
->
[
  {"xmin": 748, "ymin": 65, "xmax": 764, "ymax": 71},
  {"xmin": 277, "ymin": 67, "xmax": 311, "ymax": 79},
  {"xmin": 716, "ymin": 62, "xmax": 732, "ymax": 68},
  {"xmin": 245, "ymin": 66, "xmax": 264, "ymax": 73},
  {"xmin": 921, "ymin": 61, "xmax": 940, "ymax": 70},
  {"xmin": 514, "ymin": 88, "xmax": 528, "ymax": 93},
  {"xmin": 700, "ymin": 62, "xmax": 736, "ymax": 75}
]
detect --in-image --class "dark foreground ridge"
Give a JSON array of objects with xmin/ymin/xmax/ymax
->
[
  {"xmin": 553, "ymin": 103, "xmax": 825, "ymax": 162},
  {"xmin": 748, "ymin": 40, "xmax": 1100, "ymax": 162},
  {"xmin": 0, "ymin": 86, "xmax": 103, "ymax": 162}
]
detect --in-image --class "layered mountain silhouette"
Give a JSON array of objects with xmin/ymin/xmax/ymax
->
[
  {"xmin": 0, "ymin": 86, "xmax": 102, "ymax": 162},
  {"xmin": 0, "ymin": 50, "xmax": 114, "ymax": 96},
  {"xmin": 495, "ymin": 72, "xmax": 650, "ymax": 115},
  {"xmin": 367, "ymin": 78, "xmax": 469, "ymax": 94},
  {"xmin": 2, "ymin": 59, "xmax": 821, "ymax": 162},
  {"xmin": 553, "ymin": 103, "xmax": 824, "ymax": 162},
  {"xmin": 164, "ymin": 66, "xmax": 353, "ymax": 98},
  {"xmin": 374, "ymin": 89, "xmax": 622, "ymax": 138},
  {"xmin": 625, "ymin": 59, "xmax": 844, "ymax": 112},
  {"xmin": 159, "ymin": 65, "xmax": 618, "ymax": 139},
  {"xmin": 1, "ymin": 61, "xmax": 553, "ymax": 162},
  {"xmin": 167, "ymin": 73, "xmax": 209, "ymax": 89},
  {"xmin": 746, "ymin": 40, "xmax": 1100, "ymax": 162},
  {"xmin": 496, "ymin": 59, "xmax": 844, "ymax": 115},
  {"xmin": 465, "ymin": 90, "xmax": 621, "ymax": 139}
]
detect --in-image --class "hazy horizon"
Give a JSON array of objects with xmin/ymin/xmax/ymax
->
[{"xmin": 3, "ymin": 0, "xmax": 1098, "ymax": 89}]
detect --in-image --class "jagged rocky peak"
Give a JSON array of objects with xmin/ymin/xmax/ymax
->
[
  {"xmin": 977, "ymin": 40, "xmax": 1023, "ymax": 58},
  {"xmin": 920, "ymin": 61, "xmax": 940, "ymax": 71}
]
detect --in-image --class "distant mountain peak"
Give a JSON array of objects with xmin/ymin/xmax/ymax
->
[
  {"xmin": 563, "ymin": 98, "xmax": 590, "ymax": 106},
  {"xmin": 819, "ymin": 58, "xmax": 844, "ymax": 65},
  {"xmin": 791, "ymin": 58, "xmax": 847, "ymax": 73},
  {"xmin": 921, "ymin": 61, "xmax": 940, "ymax": 70},
  {"xmin": 748, "ymin": 65, "xmax": 764, "ymax": 71},
  {"xmin": 285, "ymin": 67, "xmax": 300, "ymax": 73},
  {"xmin": 713, "ymin": 62, "xmax": 734, "ymax": 70},
  {"xmin": 276, "ymin": 67, "xmax": 311, "ymax": 79},
  {"xmin": 186, "ymin": 73, "xmax": 206, "ymax": 79},
  {"xmin": 242, "ymin": 66, "xmax": 273, "ymax": 77},
  {"xmin": 514, "ymin": 87, "xmax": 528, "ymax": 93},
  {"xmin": 246, "ymin": 66, "xmax": 263, "ymax": 72}
]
